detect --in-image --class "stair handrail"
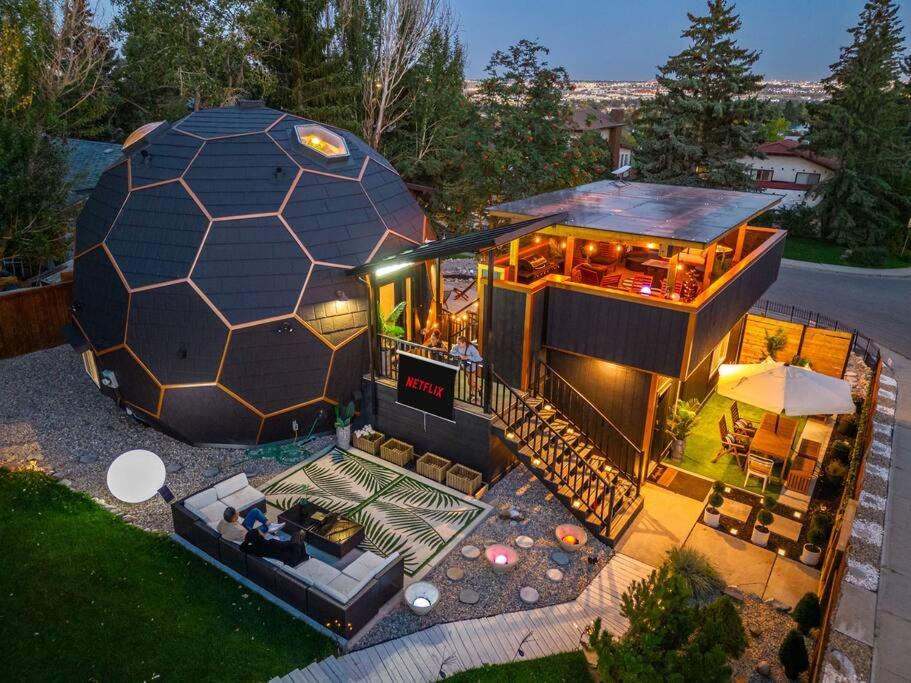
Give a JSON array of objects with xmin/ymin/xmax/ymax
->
[
  {"xmin": 490, "ymin": 369, "xmax": 616, "ymax": 530},
  {"xmin": 534, "ymin": 360, "xmax": 642, "ymax": 495}
]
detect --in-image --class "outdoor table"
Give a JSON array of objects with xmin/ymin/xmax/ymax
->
[{"xmin": 749, "ymin": 414, "xmax": 800, "ymax": 463}]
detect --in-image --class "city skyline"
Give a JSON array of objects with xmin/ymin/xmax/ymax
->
[{"xmin": 456, "ymin": 0, "xmax": 911, "ymax": 81}]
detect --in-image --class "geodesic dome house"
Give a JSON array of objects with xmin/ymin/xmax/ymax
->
[{"xmin": 70, "ymin": 101, "xmax": 430, "ymax": 446}]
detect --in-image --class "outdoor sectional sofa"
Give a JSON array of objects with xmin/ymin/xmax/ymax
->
[{"xmin": 171, "ymin": 474, "xmax": 404, "ymax": 638}]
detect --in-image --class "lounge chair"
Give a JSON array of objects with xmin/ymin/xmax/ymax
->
[{"xmin": 730, "ymin": 402, "xmax": 756, "ymax": 437}]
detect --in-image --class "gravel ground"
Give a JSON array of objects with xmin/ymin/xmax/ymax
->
[
  {"xmin": 354, "ymin": 463, "xmax": 612, "ymax": 650},
  {"xmin": 731, "ymin": 595, "xmax": 814, "ymax": 682},
  {"xmin": 0, "ymin": 345, "xmax": 331, "ymax": 532}
]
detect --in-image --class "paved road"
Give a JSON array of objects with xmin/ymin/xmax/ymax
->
[{"xmin": 765, "ymin": 262, "xmax": 911, "ymax": 359}]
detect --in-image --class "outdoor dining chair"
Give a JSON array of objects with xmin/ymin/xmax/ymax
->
[
  {"xmin": 743, "ymin": 454, "xmax": 775, "ymax": 493},
  {"xmin": 715, "ymin": 415, "xmax": 748, "ymax": 469},
  {"xmin": 730, "ymin": 402, "xmax": 756, "ymax": 437}
]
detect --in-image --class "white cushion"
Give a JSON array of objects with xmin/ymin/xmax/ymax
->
[
  {"xmin": 214, "ymin": 473, "xmax": 248, "ymax": 499},
  {"xmin": 185, "ymin": 488, "xmax": 217, "ymax": 516},
  {"xmin": 342, "ymin": 551, "xmax": 391, "ymax": 582},
  {"xmin": 321, "ymin": 573, "xmax": 365, "ymax": 603},
  {"xmin": 198, "ymin": 500, "xmax": 228, "ymax": 529},
  {"xmin": 222, "ymin": 486, "xmax": 264, "ymax": 512},
  {"xmin": 284, "ymin": 558, "xmax": 340, "ymax": 587}
]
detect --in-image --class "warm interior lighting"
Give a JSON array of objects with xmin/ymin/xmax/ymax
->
[
  {"xmin": 560, "ymin": 240, "xmax": 567, "ymax": 249},
  {"xmin": 587, "ymin": 243, "xmax": 595, "ymax": 253},
  {"xmin": 534, "ymin": 235, "xmax": 541, "ymax": 243},
  {"xmin": 646, "ymin": 242, "xmax": 657, "ymax": 249},
  {"xmin": 676, "ymin": 264, "xmax": 683, "ymax": 271},
  {"xmin": 295, "ymin": 124, "xmax": 349, "ymax": 158},
  {"xmin": 615, "ymin": 244, "xmax": 623, "ymax": 252},
  {"xmin": 494, "ymin": 554, "xmax": 508, "ymax": 565}
]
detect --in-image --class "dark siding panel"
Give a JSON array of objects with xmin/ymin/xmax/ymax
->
[
  {"xmin": 526, "ymin": 288, "xmax": 547, "ymax": 384},
  {"xmin": 485, "ymin": 285, "xmax": 527, "ymax": 388},
  {"xmin": 545, "ymin": 349, "xmax": 652, "ymax": 477},
  {"xmin": 681, "ymin": 352, "xmax": 715, "ymax": 405},
  {"xmin": 689, "ymin": 237, "xmax": 784, "ymax": 372},
  {"xmin": 545, "ymin": 288, "xmax": 688, "ymax": 376}
]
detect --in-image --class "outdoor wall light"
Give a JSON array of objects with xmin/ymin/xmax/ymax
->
[
  {"xmin": 335, "ymin": 290, "xmax": 348, "ymax": 302},
  {"xmin": 276, "ymin": 321, "xmax": 294, "ymax": 334},
  {"xmin": 375, "ymin": 262, "xmax": 411, "ymax": 277}
]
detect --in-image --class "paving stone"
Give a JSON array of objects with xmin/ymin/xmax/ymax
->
[
  {"xmin": 551, "ymin": 550, "xmax": 571, "ymax": 566},
  {"xmin": 202, "ymin": 465, "xmax": 220, "ymax": 478},
  {"xmin": 458, "ymin": 588, "xmax": 479, "ymax": 605},
  {"xmin": 515, "ymin": 535, "xmax": 534, "ymax": 549},
  {"xmin": 446, "ymin": 567, "xmax": 464, "ymax": 581},
  {"xmin": 165, "ymin": 463, "xmax": 184, "ymax": 474},
  {"xmin": 78, "ymin": 454, "xmax": 98, "ymax": 464},
  {"xmin": 519, "ymin": 587, "xmax": 539, "ymax": 604},
  {"xmin": 546, "ymin": 568, "xmax": 564, "ymax": 582},
  {"xmin": 461, "ymin": 545, "xmax": 481, "ymax": 559}
]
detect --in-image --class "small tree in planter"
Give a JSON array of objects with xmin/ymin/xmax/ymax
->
[
  {"xmin": 666, "ymin": 399, "xmax": 700, "ymax": 462},
  {"xmin": 802, "ymin": 511, "xmax": 833, "ymax": 566},
  {"xmin": 792, "ymin": 592, "xmax": 821, "ymax": 635},
  {"xmin": 830, "ymin": 438, "xmax": 853, "ymax": 464},
  {"xmin": 764, "ymin": 327, "xmax": 788, "ymax": 360},
  {"xmin": 790, "ymin": 354, "xmax": 811, "ymax": 368},
  {"xmin": 779, "ymin": 629, "xmax": 809, "ymax": 680},
  {"xmin": 752, "ymin": 494, "xmax": 776, "ymax": 547},
  {"xmin": 334, "ymin": 401, "xmax": 355, "ymax": 450},
  {"xmin": 704, "ymin": 480, "xmax": 725, "ymax": 528}
]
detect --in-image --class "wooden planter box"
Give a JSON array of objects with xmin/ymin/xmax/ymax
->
[
  {"xmin": 417, "ymin": 453, "xmax": 452, "ymax": 483},
  {"xmin": 446, "ymin": 464, "xmax": 482, "ymax": 495},
  {"xmin": 380, "ymin": 438, "xmax": 414, "ymax": 467},
  {"xmin": 353, "ymin": 431, "xmax": 385, "ymax": 456}
]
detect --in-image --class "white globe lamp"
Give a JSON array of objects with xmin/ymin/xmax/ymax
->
[{"xmin": 106, "ymin": 449, "xmax": 166, "ymax": 503}]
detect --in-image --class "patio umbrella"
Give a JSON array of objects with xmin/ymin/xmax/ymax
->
[{"xmin": 716, "ymin": 359, "xmax": 855, "ymax": 429}]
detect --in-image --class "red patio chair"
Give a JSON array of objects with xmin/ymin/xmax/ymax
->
[{"xmin": 601, "ymin": 273, "xmax": 622, "ymax": 288}]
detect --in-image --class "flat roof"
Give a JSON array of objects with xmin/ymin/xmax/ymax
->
[{"xmin": 488, "ymin": 180, "xmax": 780, "ymax": 246}]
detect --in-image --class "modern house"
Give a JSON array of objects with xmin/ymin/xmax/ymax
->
[
  {"xmin": 567, "ymin": 106, "xmax": 627, "ymax": 168},
  {"xmin": 739, "ymin": 139, "xmax": 837, "ymax": 207},
  {"xmin": 354, "ymin": 180, "xmax": 785, "ymax": 543}
]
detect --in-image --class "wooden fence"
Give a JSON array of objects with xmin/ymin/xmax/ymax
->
[
  {"xmin": 0, "ymin": 282, "xmax": 73, "ymax": 359},
  {"xmin": 738, "ymin": 313, "xmax": 853, "ymax": 377}
]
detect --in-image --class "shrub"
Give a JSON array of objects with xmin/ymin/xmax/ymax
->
[
  {"xmin": 836, "ymin": 414, "xmax": 858, "ymax": 438},
  {"xmin": 807, "ymin": 511, "xmax": 834, "ymax": 548},
  {"xmin": 831, "ymin": 439, "xmax": 853, "ymax": 463},
  {"xmin": 825, "ymin": 458, "xmax": 848, "ymax": 487},
  {"xmin": 665, "ymin": 547, "xmax": 725, "ymax": 604},
  {"xmin": 757, "ymin": 508, "xmax": 774, "ymax": 527},
  {"xmin": 708, "ymin": 491, "xmax": 724, "ymax": 509},
  {"xmin": 696, "ymin": 595, "xmax": 747, "ymax": 658},
  {"xmin": 846, "ymin": 245, "xmax": 888, "ymax": 267},
  {"xmin": 792, "ymin": 592, "xmax": 821, "ymax": 634},
  {"xmin": 779, "ymin": 629, "xmax": 809, "ymax": 679},
  {"xmin": 790, "ymin": 355, "xmax": 811, "ymax": 368}
]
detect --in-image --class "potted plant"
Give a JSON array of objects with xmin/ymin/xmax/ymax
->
[
  {"xmin": 334, "ymin": 400, "xmax": 355, "ymax": 450},
  {"xmin": 666, "ymin": 399, "xmax": 699, "ymax": 462},
  {"xmin": 377, "ymin": 301, "xmax": 406, "ymax": 338},
  {"xmin": 801, "ymin": 512, "xmax": 832, "ymax": 566},
  {"xmin": 704, "ymin": 480, "xmax": 725, "ymax": 528},
  {"xmin": 790, "ymin": 355, "xmax": 811, "ymax": 368},
  {"xmin": 764, "ymin": 327, "xmax": 787, "ymax": 361},
  {"xmin": 752, "ymin": 495, "xmax": 776, "ymax": 547}
]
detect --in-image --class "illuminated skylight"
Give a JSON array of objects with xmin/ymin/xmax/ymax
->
[{"xmin": 294, "ymin": 124, "xmax": 348, "ymax": 159}]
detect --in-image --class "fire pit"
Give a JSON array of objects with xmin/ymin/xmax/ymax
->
[
  {"xmin": 555, "ymin": 524, "xmax": 588, "ymax": 552},
  {"xmin": 485, "ymin": 544, "xmax": 518, "ymax": 574},
  {"xmin": 404, "ymin": 581, "xmax": 439, "ymax": 615}
]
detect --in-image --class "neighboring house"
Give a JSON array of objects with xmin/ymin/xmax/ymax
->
[
  {"xmin": 567, "ymin": 106, "xmax": 626, "ymax": 168},
  {"xmin": 739, "ymin": 139, "xmax": 837, "ymax": 208},
  {"xmin": 62, "ymin": 138, "xmax": 122, "ymax": 203}
]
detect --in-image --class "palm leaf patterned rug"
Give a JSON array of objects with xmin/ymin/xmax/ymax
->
[{"xmin": 261, "ymin": 448, "xmax": 490, "ymax": 578}]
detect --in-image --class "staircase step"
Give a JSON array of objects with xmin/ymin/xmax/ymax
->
[{"xmin": 524, "ymin": 396, "xmax": 544, "ymax": 409}]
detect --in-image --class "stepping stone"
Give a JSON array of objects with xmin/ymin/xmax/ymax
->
[
  {"xmin": 519, "ymin": 587, "xmax": 539, "ymax": 604},
  {"xmin": 78, "ymin": 454, "xmax": 97, "ymax": 464},
  {"xmin": 546, "ymin": 568, "xmax": 564, "ymax": 582},
  {"xmin": 551, "ymin": 550, "xmax": 571, "ymax": 566},
  {"xmin": 202, "ymin": 465, "xmax": 220, "ymax": 478},
  {"xmin": 461, "ymin": 545, "xmax": 481, "ymax": 559},
  {"xmin": 459, "ymin": 588, "xmax": 479, "ymax": 605},
  {"xmin": 446, "ymin": 567, "xmax": 465, "ymax": 581},
  {"xmin": 515, "ymin": 535, "xmax": 534, "ymax": 549},
  {"xmin": 166, "ymin": 462, "xmax": 183, "ymax": 474}
]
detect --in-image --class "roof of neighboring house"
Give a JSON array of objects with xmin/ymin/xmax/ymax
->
[
  {"xmin": 488, "ymin": 180, "xmax": 780, "ymax": 247},
  {"xmin": 62, "ymin": 138, "xmax": 123, "ymax": 200},
  {"xmin": 755, "ymin": 139, "xmax": 838, "ymax": 171},
  {"xmin": 756, "ymin": 180, "xmax": 817, "ymax": 191},
  {"xmin": 567, "ymin": 107, "xmax": 625, "ymax": 132}
]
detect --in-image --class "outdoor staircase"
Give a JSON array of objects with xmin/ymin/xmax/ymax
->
[{"xmin": 489, "ymin": 368, "xmax": 643, "ymax": 546}]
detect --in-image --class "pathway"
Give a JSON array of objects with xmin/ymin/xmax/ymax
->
[{"xmin": 270, "ymin": 552, "xmax": 654, "ymax": 683}]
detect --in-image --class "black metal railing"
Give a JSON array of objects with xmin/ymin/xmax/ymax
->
[
  {"xmin": 533, "ymin": 360, "xmax": 643, "ymax": 495},
  {"xmin": 750, "ymin": 298, "xmax": 881, "ymax": 368},
  {"xmin": 441, "ymin": 308, "xmax": 479, "ymax": 347},
  {"xmin": 376, "ymin": 334, "xmax": 486, "ymax": 409},
  {"xmin": 490, "ymin": 369, "xmax": 618, "ymax": 535}
]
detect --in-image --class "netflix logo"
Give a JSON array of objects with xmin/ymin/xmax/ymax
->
[
  {"xmin": 396, "ymin": 351, "xmax": 457, "ymax": 421},
  {"xmin": 404, "ymin": 375, "xmax": 446, "ymax": 398}
]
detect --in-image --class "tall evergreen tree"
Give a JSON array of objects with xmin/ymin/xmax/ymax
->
[
  {"xmin": 808, "ymin": 0, "xmax": 909, "ymax": 248},
  {"xmin": 635, "ymin": 0, "xmax": 767, "ymax": 189}
]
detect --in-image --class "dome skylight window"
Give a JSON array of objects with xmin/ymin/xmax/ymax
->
[{"xmin": 295, "ymin": 124, "xmax": 349, "ymax": 159}]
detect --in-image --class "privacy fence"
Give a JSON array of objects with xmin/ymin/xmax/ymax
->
[{"xmin": 0, "ymin": 282, "xmax": 73, "ymax": 359}]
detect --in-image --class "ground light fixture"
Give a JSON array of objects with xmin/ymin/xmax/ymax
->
[{"xmin": 106, "ymin": 449, "xmax": 167, "ymax": 503}]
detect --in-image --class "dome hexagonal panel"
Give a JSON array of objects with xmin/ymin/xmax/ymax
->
[
  {"xmin": 191, "ymin": 216, "xmax": 311, "ymax": 325},
  {"xmin": 159, "ymin": 385, "xmax": 262, "ymax": 444},
  {"xmin": 283, "ymin": 172, "xmax": 387, "ymax": 266},
  {"xmin": 270, "ymin": 117, "xmax": 366, "ymax": 180},
  {"xmin": 259, "ymin": 400, "xmax": 330, "ymax": 444},
  {"xmin": 325, "ymin": 330, "xmax": 369, "ymax": 400},
  {"xmin": 74, "ymin": 161, "xmax": 129, "ymax": 255},
  {"xmin": 173, "ymin": 105, "xmax": 284, "ymax": 139},
  {"xmin": 96, "ymin": 348, "xmax": 160, "ymax": 415},
  {"xmin": 128, "ymin": 128, "xmax": 203, "ymax": 189},
  {"xmin": 360, "ymin": 159, "xmax": 425, "ymax": 243},
  {"xmin": 370, "ymin": 232, "xmax": 421, "ymax": 263},
  {"xmin": 106, "ymin": 181, "xmax": 209, "ymax": 288},
  {"xmin": 127, "ymin": 282, "xmax": 229, "ymax": 385},
  {"xmin": 72, "ymin": 247, "xmax": 129, "ymax": 351},
  {"xmin": 183, "ymin": 133, "xmax": 296, "ymax": 217},
  {"xmin": 219, "ymin": 319, "xmax": 332, "ymax": 414},
  {"xmin": 297, "ymin": 266, "xmax": 368, "ymax": 346}
]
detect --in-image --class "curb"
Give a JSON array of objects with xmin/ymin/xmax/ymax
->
[{"xmin": 781, "ymin": 258, "xmax": 911, "ymax": 278}]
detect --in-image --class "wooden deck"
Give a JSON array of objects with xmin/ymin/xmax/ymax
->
[{"xmin": 270, "ymin": 552, "xmax": 654, "ymax": 683}]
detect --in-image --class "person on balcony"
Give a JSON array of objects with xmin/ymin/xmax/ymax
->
[
  {"xmin": 452, "ymin": 335, "xmax": 483, "ymax": 400},
  {"xmin": 424, "ymin": 328, "xmax": 448, "ymax": 361}
]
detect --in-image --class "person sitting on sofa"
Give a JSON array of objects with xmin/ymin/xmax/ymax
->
[
  {"xmin": 218, "ymin": 506, "xmax": 284, "ymax": 544},
  {"xmin": 242, "ymin": 525, "xmax": 308, "ymax": 565}
]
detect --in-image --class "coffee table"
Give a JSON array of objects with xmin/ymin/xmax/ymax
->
[
  {"xmin": 308, "ymin": 516, "xmax": 366, "ymax": 558},
  {"xmin": 278, "ymin": 500, "xmax": 331, "ymax": 535}
]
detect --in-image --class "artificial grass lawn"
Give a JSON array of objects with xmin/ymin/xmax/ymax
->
[
  {"xmin": 675, "ymin": 393, "xmax": 808, "ymax": 497},
  {"xmin": 783, "ymin": 236, "xmax": 911, "ymax": 268},
  {"xmin": 0, "ymin": 469, "xmax": 334, "ymax": 682},
  {"xmin": 445, "ymin": 651, "xmax": 592, "ymax": 683}
]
